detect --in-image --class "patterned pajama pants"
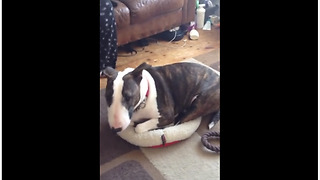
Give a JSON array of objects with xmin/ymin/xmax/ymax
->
[{"xmin": 100, "ymin": 0, "xmax": 117, "ymax": 71}]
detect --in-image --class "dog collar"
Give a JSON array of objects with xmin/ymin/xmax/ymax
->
[
  {"xmin": 134, "ymin": 78, "xmax": 149, "ymax": 112},
  {"xmin": 146, "ymin": 78, "xmax": 150, "ymax": 97}
]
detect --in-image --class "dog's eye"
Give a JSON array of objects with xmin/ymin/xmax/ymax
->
[{"xmin": 123, "ymin": 94, "xmax": 131, "ymax": 102}]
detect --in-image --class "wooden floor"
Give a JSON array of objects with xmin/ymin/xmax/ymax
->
[{"xmin": 100, "ymin": 28, "xmax": 220, "ymax": 89}]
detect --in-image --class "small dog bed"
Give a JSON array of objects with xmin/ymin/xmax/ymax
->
[{"xmin": 117, "ymin": 117, "xmax": 202, "ymax": 148}]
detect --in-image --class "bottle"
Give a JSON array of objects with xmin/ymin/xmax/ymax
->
[
  {"xmin": 190, "ymin": 27, "xmax": 199, "ymax": 40},
  {"xmin": 196, "ymin": 4, "xmax": 206, "ymax": 29},
  {"xmin": 195, "ymin": 0, "xmax": 199, "ymax": 25}
]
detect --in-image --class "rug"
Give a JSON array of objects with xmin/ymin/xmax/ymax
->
[{"xmin": 100, "ymin": 49, "xmax": 220, "ymax": 180}]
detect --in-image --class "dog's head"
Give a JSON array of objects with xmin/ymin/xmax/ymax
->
[{"xmin": 104, "ymin": 62, "xmax": 151, "ymax": 132}]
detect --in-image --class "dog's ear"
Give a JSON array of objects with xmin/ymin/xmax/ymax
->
[
  {"xmin": 130, "ymin": 62, "xmax": 151, "ymax": 83},
  {"xmin": 132, "ymin": 62, "xmax": 151, "ymax": 75},
  {"xmin": 103, "ymin": 66, "xmax": 118, "ymax": 80}
]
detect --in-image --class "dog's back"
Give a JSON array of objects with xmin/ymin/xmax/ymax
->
[{"xmin": 145, "ymin": 62, "xmax": 220, "ymax": 125}]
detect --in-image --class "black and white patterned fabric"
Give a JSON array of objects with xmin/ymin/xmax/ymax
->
[{"xmin": 100, "ymin": 0, "xmax": 117, "ymax": 71}]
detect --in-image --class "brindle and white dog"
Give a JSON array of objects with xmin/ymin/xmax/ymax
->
[{"xmin": 104, "ymin": 62, "xmax": 220, "ymax": 133}]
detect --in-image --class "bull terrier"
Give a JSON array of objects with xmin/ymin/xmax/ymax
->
[{"xmin": 103, "ymin": 62, "xmax": 220, "ymax": 133}]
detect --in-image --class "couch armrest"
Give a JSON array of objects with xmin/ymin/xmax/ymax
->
[{"xmin": 182, "ymin": 0, "xmax": 196, "ymax": 24}]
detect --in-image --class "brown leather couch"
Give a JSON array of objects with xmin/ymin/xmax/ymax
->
[{"xmin": 112, "ymin": 0, "xmax": 195, "ymax": 46}]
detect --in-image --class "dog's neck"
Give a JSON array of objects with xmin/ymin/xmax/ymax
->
[{"xmin": 134, "ymin": 72, "xmax": 150, "ymax": 111}]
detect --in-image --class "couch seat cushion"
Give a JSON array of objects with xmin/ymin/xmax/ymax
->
[{"xmin": 119, "ymin": 0, "xmax": 184, "ymax": 24}]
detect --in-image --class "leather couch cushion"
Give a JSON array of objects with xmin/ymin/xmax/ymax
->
[
  {"xmin": 113, "ymin": 0, "xmax": 130, "ymax": 28},
  {"xmin": 119, "ymin": 0, "xmax": 184, "ymax": 24},
  {"xmin": 117, "ymin": 9, "xmax": 182, "ymax": 45}
]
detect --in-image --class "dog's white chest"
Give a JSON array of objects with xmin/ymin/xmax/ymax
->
[{"xmin": 131, "ymin": 98, "xmax": 160, "ymax": 122}]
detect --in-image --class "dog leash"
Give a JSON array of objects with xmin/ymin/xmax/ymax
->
[{"xmin": 201, "ymin": 131, "xmax": 220, "ymax": 153}]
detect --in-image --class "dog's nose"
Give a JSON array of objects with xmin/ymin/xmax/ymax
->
[{"xmin": 111, "ymin": 127, "xmax": 122, "ymax": 133}]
